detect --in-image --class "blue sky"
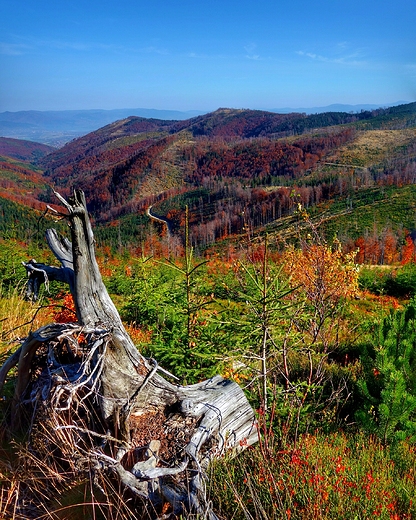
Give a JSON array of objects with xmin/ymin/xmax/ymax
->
[{"xmin": 1, "ymin": 0, "xmax": 415, "ymax": 112}]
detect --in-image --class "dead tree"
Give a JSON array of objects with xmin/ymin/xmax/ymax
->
[{"xmin": 0, "ymin": 190, "xmax": 257, "ymax": 519}]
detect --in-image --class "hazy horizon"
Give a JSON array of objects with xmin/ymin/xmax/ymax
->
[
  {"xmin": 0, "ymin": 101, "xmax": 412, "ymax": 116},
  {"xmin": 1, "ymin": 0, "xmax": 415, "ymax": 113}
]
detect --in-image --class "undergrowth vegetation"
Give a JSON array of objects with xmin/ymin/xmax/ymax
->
[
  {"xmin": 1, "ymin": 217, "xmax": 416, "ymax": 518},
  {"xmin": 210, "ymin": 431, "xmax": 416, "ymax": 519}
]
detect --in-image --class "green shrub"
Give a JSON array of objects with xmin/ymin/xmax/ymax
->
[
  {"xmin": 358, "ymin": 267, "xmax": 392, "ymax": 294},
  {"xmin": 0, "ymin": 240, "xmax": 28, "ymax": 290},
  {"xmin": 385, "ymin": 264, "xmax": 416, "ymax": 297},
  {"xmin": 356, "ymin": 298, "xmax": 416, "ymax": 443},
  {"xmin": 359, "ymin": 264, "xmax": 416, "ymax": 297},
  {"xmin": 120, "ymin": 258, "xmax": 222, "ymax": 384}
]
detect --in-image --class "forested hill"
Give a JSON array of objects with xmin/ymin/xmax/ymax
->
[
  {"xmin": 0, "ymin": 137, "xmax": 57, "ymax": 219},
  {"xmin": 0, "ymin": 137, "xmax": 54, "ymax": 162},
  {"xmin": 2, "ymin": 102, "xmax": 416, "ymax": 256},
  {"xmin": 38, "ymin": 103, "xmax": 416, "ymax": 174},
  {"xmin": 38, "ymin": 110, "xmax": 359, "ymax": 218},
  {"xmin": 39, "ymin": 103, "xmax": 416, "ymax": 182}
]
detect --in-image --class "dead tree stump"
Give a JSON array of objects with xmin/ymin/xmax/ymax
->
[{"xmin": 0, "ymin": 190, "xmax": 257, "ymax": 519}]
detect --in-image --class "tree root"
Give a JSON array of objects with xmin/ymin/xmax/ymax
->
[
  {"xmin": 0, "ymin": 190, "xmax": 258, "ymax": 518},
  {"xmin": 1, "ymin": 322, "xmax": 256, "ymax": 518}
]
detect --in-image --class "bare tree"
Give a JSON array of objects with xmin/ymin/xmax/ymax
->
[{"xmin": 0, "ymin": 190, "xmax": 257, "ymax": 519}]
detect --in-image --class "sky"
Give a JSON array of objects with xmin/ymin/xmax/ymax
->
[{"xmin": 1, "ymin": 0, "xmax": 415, "ymax": 112}]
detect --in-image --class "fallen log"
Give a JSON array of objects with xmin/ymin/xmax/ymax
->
[{"xmin": 2, "ymin": 189, "xmax": 257, "ymax": 519}]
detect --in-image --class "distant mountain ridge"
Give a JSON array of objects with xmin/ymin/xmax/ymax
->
[
  {"xmin": 0, "ymin": 102, "xmax": 409, "ymax": 146},
  {"xmin": 268, "ymin": 101, "xmax": 410, "ymax": 114},
  {"xmin": 0, "ymin": 108, "xmax": 206, "ymax": 147}
]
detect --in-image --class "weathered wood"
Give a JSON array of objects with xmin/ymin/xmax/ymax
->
[
  {"xmin": 1, "ymin": 189, "xmax": 257, "ymax": 519},
  {"xmin": 0, "ymin": 346, "xmax": 21, "ymax": 395},
  {"xmin": 23, "ymin": 258, "xmax": 73, "ymax": 301}
]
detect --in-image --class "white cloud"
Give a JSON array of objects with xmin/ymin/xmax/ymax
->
[
  {"xmin": 184, "ymin": 50, "xmax": 228, "ymax": 60},
  {"xmin": 0, "ymin": 42, "xmax": 30, "ymax": 55},
  {"xmin": 296, "ymin": 49, "xmax": 366, "ymax": 66},
  {"xmin": 1, "ymin": 34, "xmax": 169, "ymax": 57},
  {"xmin": 336, "ymin": 41, "xmax": 350, "ymax": 50},
  {"xmin": 244, "ymin": 43, "xmax": 260, "ymax": 60},
  {"xmin": 140, "ymin": 45, "xmax": 169, "ymax": 55}
]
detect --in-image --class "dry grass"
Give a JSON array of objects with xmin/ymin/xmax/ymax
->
[
  {"xmin": 0, "ymin": 426, "xmax": 140, "ymax": 520},
  {"xmin": 0, "ymin": 286, "xmax": 52, "ymax": 353},
  {"xmin": 139, "ymin": 142, "xmax": 187, "ymax": 198},
  {"xmin": 326, "ymin": 128, "xmax": 416, "ymax": 167}
]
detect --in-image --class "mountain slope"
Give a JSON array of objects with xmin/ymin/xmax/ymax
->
[
  {"xmin": 0, "ymin": 137, "xmax": 54, "ymax": 161},
  {"xmin": 0, "ymin": 138, "xmax": 58, "ymax": 217},
  {"xmin": 40, "ymin": 114, "xmax": 359, "ymax": 219},
  {"xmin": 1, "ymin": 102, "xmax": 409, "ymax": 145},
  {"xmin": 2, "ymin": 103, "xmax": 416, "ymax": 253},
  {"xmin": 38, "ymin": 103, "xmax": 416, "ymax": 222}
]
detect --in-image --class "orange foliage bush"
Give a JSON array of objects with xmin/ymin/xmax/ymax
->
[
  {"xmin": 283, "ymin": 243, "xmax": 359, "ymax": 305},
  {"xmin": 52, "ymin": 293, "xmax": 77, "ymax": 323},
  {"xmin": 124, "ymin": 323, "xmax": 153, "ymax": 345},
  {"xmin": 401, "ymin": 234, "xmax": 416, "ymax": 265}
]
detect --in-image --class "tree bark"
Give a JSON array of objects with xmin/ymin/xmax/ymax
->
[{"xmin": 2, "ymin": 189, "xmax": 257, "ymax": 519}]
